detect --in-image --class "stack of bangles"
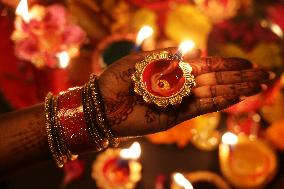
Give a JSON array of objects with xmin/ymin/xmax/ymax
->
[{"xmin": 45, "ymin": 74, "xmax": 119, "ymax": 167}]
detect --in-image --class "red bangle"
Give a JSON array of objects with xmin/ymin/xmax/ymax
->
[
  {"xmin": 58, "ymin": 86, "xmax": 96, "ymax": 154},
  {"xmin": 45, "ymin": 75, "xmax": 119, "ymax": 167}
]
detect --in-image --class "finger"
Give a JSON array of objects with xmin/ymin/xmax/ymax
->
[
  {"xmin": 195, "ymin": 69, "xmax": 273, "ymax": 87},
  {"xmin": 192, "ymin": 82, "xmax": 264, "ymax": 98},
  {"xmin": 143, "ymin": 95, "xmax": 241, "ymax": 133},
  {"xmin": 179, "ymin": 95, "xmax": 240, "ymax": 120},
  {"xmin": 189, "ymin": 57, "xmax": 253, "ymax": 76}
]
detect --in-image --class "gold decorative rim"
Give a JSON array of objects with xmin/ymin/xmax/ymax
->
[{"xmin": 132, "ymin": 51, "xmax": 195, "ymax": 107}]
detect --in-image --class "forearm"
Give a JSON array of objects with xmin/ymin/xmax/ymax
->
[
  {"xmin": 0, "ymin": 82, "xmax": 131, "ymax": 176},
  {"xmin": 0, "ymin": 104, "xmax": 49, "ymax": 176},
  {"xmin": 0, "ymin": 88, "xmax": 131, "ymax": 176}
]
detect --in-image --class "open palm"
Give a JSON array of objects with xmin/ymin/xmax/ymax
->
[{"xmin": 98, "ymin": 48, "xmax": 271, "ymax": 137}]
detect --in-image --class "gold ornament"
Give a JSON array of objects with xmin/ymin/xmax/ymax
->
[{"xmin": 132, "ymin": 51, "xmax": 195, "ymax": 107}]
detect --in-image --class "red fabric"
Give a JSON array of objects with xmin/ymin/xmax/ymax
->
[{"xmin": 0, "ymin": 15, "xmax": 38, "ymax": 108}]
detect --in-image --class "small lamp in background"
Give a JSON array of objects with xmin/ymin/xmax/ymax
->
[
  {"xmin": 92, "ymin": 142, "xmax": 142, "ymax": 189},
  {"xmin": 92, "ymin": 25, "xmax": 154, "ymax": 74},
  {"xmin": 219, "ymin": 133, "xmax": 277, "ymax": 189},
  {"xmin": 135, "ymin": 25, "xmax": 154, "ymax": 51}
]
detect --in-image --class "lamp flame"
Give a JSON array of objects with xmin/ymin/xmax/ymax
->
[
  {"xmin": 270, "ymin": 23, "xmax": 283, "ymax": 38},
  {"xmin": 136, "ymin": 26, "xmax": 154, "ymax": 46},
  {"xmin": 56, "ymin": 52, "xmax": 70, "ymax": 68},
  {"xmin": 222, "ymin": 132, "xmax": 238, "ymax": 145},
  {"xmin": 178, "ymin": 40, "xmax": 195, "ymax": 56},
  {"xmin": 173, "ymin": 173, "xmax": 193, "ymax": 189},
  {"xmin": 120, "ymin": 142, "xmax": 141, "ymax": 160},
  {"xmin": 16, "ymin": 0, "xmax": 30, "ymax": 23}
]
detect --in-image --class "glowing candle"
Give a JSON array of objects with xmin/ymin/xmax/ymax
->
[
  {"xmin": 174, "ymin": 40, "xmax": 195, "ymax": 60},
  {"xmin": 135, "ymin": 25, "xmax": 154, "ymax": 51},
  {"xmin": 120, "ymin": 142, "xmax": 141, "ymax": 160},
  {"xmin": 270, "ymin": 23, "xmax": 283, "ymax": 38},
  {"xmin": 220, "ymin": 132, "xmax": 238, "ymax": 156},
  {"xmin": 56, "ymin": 51, "xmax": 70, "ymax": 69},
  {"xmin": 15, "ymin": 0, "xmax": 30, "ymax": 23},
  {"xmin": 173, "ymin": 173, "xmax": 194, "ymax": 189},
  {"xmin": 221, "ymin": 132, "xmax": 238, "ymax": 146}
]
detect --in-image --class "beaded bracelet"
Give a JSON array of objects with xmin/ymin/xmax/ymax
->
[
  {"xmin": 82, "ymin": 82, "xmax": 108, "ymax": 151},
  {"xmin": 45, "ymin": 92, "xmax": 78, "ymax": 167},
  {"xmin": 88, "ymin": 74, "xmax": 119, "ymax": 147},
  {"xmin": 45, "ymin": 74, "xmax": 119, "ymax": 167},
  {"xmin": 45, "ymin": 93, "xmax": 64, "ymax": 167}
]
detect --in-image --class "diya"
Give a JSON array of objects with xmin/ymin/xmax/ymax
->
[
  {"xmin": 191, "ymin": 112, "xmax": 221, "ymax": 151},
  {"xmin": 132, "ymin": 49, "xmax": 195, "ymax": 107},
  {"xmin": 92, "ymin": 33, "xmax": 137, "ymax": 75},
  {"xmin": 92, "ymin": 26, "xmax": 154, "ymax": 75},
  {"xmin": 219, "ymin": 134, "xmax": 277, "ymax": 189},
  {"xmin": 92, "ymin": 143, "xmax": 142, "ymax": 189}
]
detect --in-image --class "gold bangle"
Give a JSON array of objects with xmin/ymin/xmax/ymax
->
[
  {"xmin": 45, "ymin": 74, "xmax": 119, "ymax": 168},
  {"xmin": 82, "ymin": 83, "xmax": 108, "ymax": 151},
  {"xmin": 45, "ymin": 92, "xmax": 77, "ymax": 168},
  {"xmin": 51, "ymin": 95, "xmax": 69, "ymax": 164},
  {"xmin": 45, "ymin": 93, "xmax": 65, "ymax": 167},
  {"xmin": 88, "ymin": 74, "xmax": 119, "ymax": 147}
]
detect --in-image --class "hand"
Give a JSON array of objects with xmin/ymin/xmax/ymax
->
[{"xmin": 98, "ymin": 48, "xmax": 274, "ymax": 137}]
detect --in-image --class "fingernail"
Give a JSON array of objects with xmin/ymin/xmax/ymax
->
[
  {"xmin": 269, "ymin": 71, "xmax": 276, "ymax": 80},
  {"xmin": 261, "ymin": 84, "xmax": 268, "ymax": 90}
]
